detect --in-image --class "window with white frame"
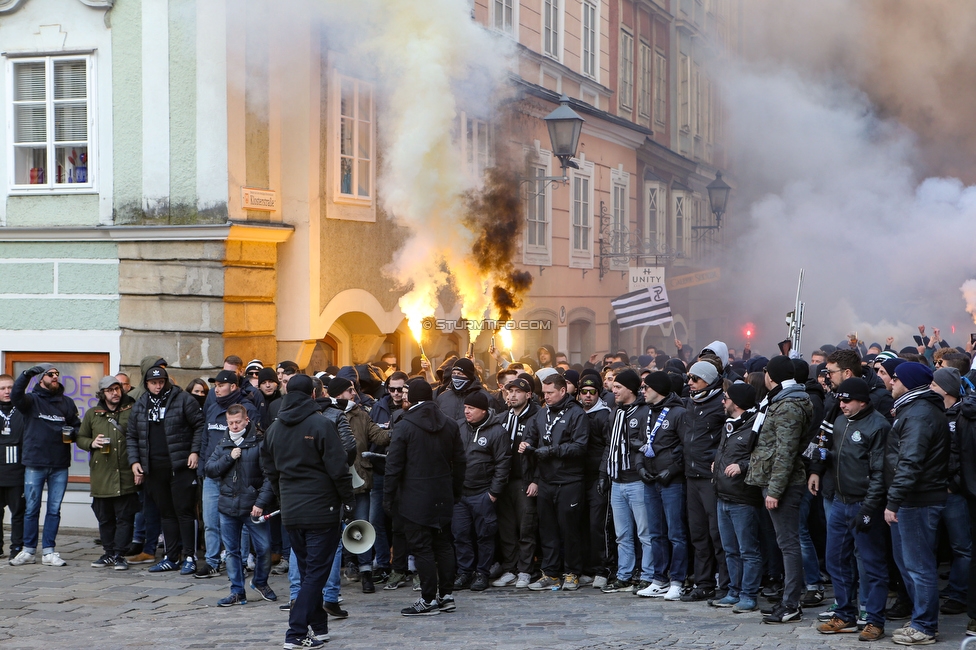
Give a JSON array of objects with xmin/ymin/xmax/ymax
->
[
  {"xmin": 543, "ymin": 0, "xmax": 562, "ymax": 60},
  {"xmin": 678, "ymin": 53, "xmax": 690, "ymax": 133},
  {"xmin": 610, "ymin": 170, "xmax": 629, "ymax": 269},
  {"xmin": 673, "ymin": 190, "xmax": 691, "ymax": 257},
  {"xmin": 638, "ymin": 42, "xmax": 652, "ymax": 120},
  {"xmin": 524, "ymin": 147, "xmax": 552, "ymax": 265},
  {"xmin": 581, "ymin": 0, "xmax": 597, "ymax": 79},
  {"xmin": 619, "ymin": 30, "xmax": 633, "ymax": 111},
  {"xmin": 459, "ymin": 112, "xmax": 493, "ymax": 183},
  {"xmin": 493, "ymin": 0, "xmax": 517, "ymax": 37},
  {"xmin": 569, "ymin": 158, "xmax": 595, "ymax": 268},
  {"xmin": 693, "ymin": 62, "xmax": 702, "ymax": 138},
  {"xmin": 654, "ymin": 51, "xmax": 667, "ymax": 126},
  {"xmin": 644, "ymin": 181, "xmax": 666, "ymax": 253},
  {"xmin": 336, "ymin": 74, "xmax": 374, "ymax": 201},
  {"xmin": 9, "ymin": 56, "xmax": 94, "ymax": 190}
]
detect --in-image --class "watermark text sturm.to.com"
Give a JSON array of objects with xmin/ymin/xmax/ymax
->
[{"xmin": 423, "ymin": 318, "xmax": 552, "ymax": 332}]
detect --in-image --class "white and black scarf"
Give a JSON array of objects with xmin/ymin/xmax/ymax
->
[
  {"xmin": 893, "ymin": 386, "xmax": 931, "ymax": 412},
  {"xmin": 147, "ymin": 390, "xmax": 170, "ymax": 423},
  {"xmin": 607, "ymin": 402, "xmax": 640, "ymax": 479}
]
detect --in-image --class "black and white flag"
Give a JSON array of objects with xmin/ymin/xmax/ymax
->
[{"xmin": 611, "ymin": 285, "xmax": 673, "ymax": 329}]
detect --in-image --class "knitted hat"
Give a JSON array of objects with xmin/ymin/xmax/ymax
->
[
  {"xmin": 874, "ymin": 350, "xmax": 898, "ymax": 364},
  {"xmin": 834, "ymin": 377, "xmax": 870, "ymax": 403},
  {"xmin": 563, "ymin": 369, "xmax": 580, "ymax": 387},
  {"xmin": 407, "ymin": 378, "xmax": 433, "ymax": 403},
  {"xmin": 453, "ymin": 358, "xmax": 476, "ymax": 379},
  {"xmin": 578, "ymin": 375, "xmax": 601, "ymax": 392},
  {"xmin": 637, "ymin": 355, "xmax": 654, "ymax": 369},
  {"xmin": 287, "ymin": 374, "xmax": 313, "ymax": 396},
  {"xmin": 688, "ymin": 361, "xmax": 720, "ymax": 386},
  {"xmin": 933, "ymin": 367, "xmax": 962, "ymax": 398},
  {"xmin": 765, "ymin": 355, "xmax": 795, "ymax": 385},
  {"xmin": 744, "ymin": 356, "xmax": 769, "ymax": 374},
  {"xmin": 257, "ymin": 368, "xmax": 278, "ymax": 384},
  {"xmin": 726, "ymin": 382, "xmax": 757, "ymax": 410},
  {"xmin": 893, "ymin": 362, "xmax": 933, "ymax": 391},
  {"xmin": 881, "ymin": 357, "xmax": 906, "ymax": 379},
  {"xmin": 535, "ymin": 367, "xmax": 559, "ymax": 383},
  {"xmin": 463, "ymin": 391, "xmax": 489, "ymax": 411},
  {"xmin": 613, "ymin": 369, "xmax": 642, "ymax": 395},
  {"xmin": 245, "ymin": 359, "xmax": 264, "ymax": 374},
  {"xmin": 791, "ymin": 359, "xmax": 810, "ymax": 383},
  {"xmin": 642, "ymin": 371, "xmax": 672, "ymax": 397},
  {"xmin": 328, "ymin": 376, "xmax": 353, "ymax": 397},
  {"xmin": 580, "ymin": 367, "xmax": 602, "ymax": 381}
]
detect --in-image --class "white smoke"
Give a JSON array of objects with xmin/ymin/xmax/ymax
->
[
  {"xmin": 715, "ymin": 59, "xmax": 976, "ymax": 354},
  {"xmin": 962, "ymin": 280, "xmax": 976, "ymax": 327}
]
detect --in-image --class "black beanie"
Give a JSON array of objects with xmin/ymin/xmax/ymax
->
[
  {"xmin": 642, "ymin": 371, "xmax": 672, "ymax": 397},
  {"xmin": 257, "ymin": 367, "xmax": 278, "ymax": 384},
  {"xmin": 287, "ymin": 374, "xmax": 313, "ymax": 396},
  {"xmin": 463, "ymin": 391, "xmax": 489, "ymax": 411},
  {"xmin": 580, "ymin": 367, "xmax": 602, "ymax": 381},
  {"xmin": 726, "ymin": 383, "xmax": 757, "ymax": 410},
  {"xmin": 834, "ymin": 377, "xmax": 870, "ymax": 403},
  {"xmin": 791, "ymin": 359, "xmax": 809, "ymax": 383},
  {"xmin": 614, "ymin": 369, "xmax": 642, "ymax": 395},
  {"xmin": 453, "ymin": 358, "xmax": 476, "ymax": 379},
  {"xmin": 765, "ymin": 355, "xmax": 795, "ymax": 385},
  {"xmin": 563, "ymin": 369, "xmax": 580, "ymax": 387},
  {"xmin": 407, "ymin": 378, "xmax": 433, "ymax": 403},
  {"xmin": 328, "ymin": 376, "xmax": 353, "ymax": 397}
]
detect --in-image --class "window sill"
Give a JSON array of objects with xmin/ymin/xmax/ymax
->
[
  {"xmin": 333, "ymin": 194, "xmax": 372, "ymax": 208},
  {"xmin": 569, "ymin": 255, "xmax": 593, "ymax": 270},
  {"xmin": 8, "ymin": 187, "xmax": 98, "ymax": 196}
]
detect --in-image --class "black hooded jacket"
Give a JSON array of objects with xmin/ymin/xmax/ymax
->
[
  {"xmin": 435, "ymin": 376, "xmax": 491, "ymax": 421},
  {"xmin": 457, "ymin": 411, "xmax": 511, "ymax": 498},
  {"xmin": 884, "ymin": 390, "xmax": 949, "ymax": 512},
  {"xmin": 384, "ymin": 401, "xmax": 466, "ymax": 528},
  {"xmin": 262, "ymin": 392, "xmax": 354, "ymax": 529},
  {"xmin": 523, "ymin": 393, "xmax": 588, "ymax": 485},
  {"xmin": 641, "ymin": 392, "xmax": 687, "ymax": 482},
  {"xmin": 128, "ymin": 381, "xmax": 205, "ymax": 474},
  {"xmin": 714, "ymin": 410, "xmax": 762, "ymax": 506},
  {"xmin": 682, "ymin": 380, "xmax": 725, "ymax": 478}
]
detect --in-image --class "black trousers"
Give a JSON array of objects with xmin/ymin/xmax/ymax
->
[
  {"xmin": 537, "ymin": 480, "xmax": 584, "ymax": 577},
  {"xmin": 0, "ymin": 484, "xmax": 25, "ymax": 554},
  {"xmin": 287, "ymin": 526, "xmax": 338, "ymax": 642},
  {"xmin": 584, "ymin": 478, "xmax": 615, "ymax": 577},
  {"xmin": 91, "ymin": 493, "xmax": 140, "ymax": 556},
  {"xmin": 967, "ymin": 497, "xmax": 976, "ymax": 619},
  {"xmin": 496, "ymin": 477, "xmax": 538, "ymax": 575},
  {"xmin": 390, "ymin": 509, "xmax": 409, "ymax": 573},
  {"xmin": 145, "ymin": 466, "xmax": 198, "ymax": 561},
  {"xmin": 403, "ymin": 518, "xmax": 455, "ymax": 603},
  {"xmin": 686, "ymin": 476, "xmax": 728, "ymax": 589}
]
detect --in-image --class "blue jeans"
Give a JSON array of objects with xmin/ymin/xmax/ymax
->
[
  {"xmin": 201, "ymin": 477, "xmax": 222, "ymax": 569},
  {"xmin": 610, "ymin": 481, "xmax": 653, "ymax": 582},
  {"xmin": 644, "ymin": 480, "xmax": 688, "ymax": 583},
  {"xmin": 825, "ymin": 500, "xmax": 888, "ymax": 626},
  {"xmin": 940, "ymin": 493, "xmax": 971, "ymax": 603},
  {"xmin": 290, "ymin": 524, "xmax": 344, "ymax": 604},
  {"xmin": 23, "ymin": 467, "xmax": 68, "ymax": 553},
  {"xmin": 798, "ymin": 488, "xmax": 823, "ymax": 588},
  {"xmin": 890, "ymin": 504, "xmax": 945, "ymax": 636},
  {"xmin": 370, "ymin": 474, "xmax": 390, "ymax": 570},
  {"xmin": 219, "ymin": 512, "xmax": 271, "ymax": 595},
  {"xmin": 716, "ymin": 499, "xmax": 762, "ymax": 600}
]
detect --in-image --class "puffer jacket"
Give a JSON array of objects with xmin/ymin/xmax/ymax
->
[
  {"xmin": 641, "ymin": 392, "xmax": 687, "ymax": 483},
  {"xmin": 205, "ymin": 421, "xmax": 275, "ymax": 518},
  {"xmin": 201, "ymin": 388, "xmax": 259, "ymax": 477},
  {"xmin": 457, "ymin": 411, "xmax": 511, "ymax": 497},
  {"xmin": 77, "ymin": 395, "xmax": 137, "ymax": 498},
  {"xmin": 714, "ymin": 409, "xmax": 762, "ymax": 506},
  {"xmin": 831, "ymin": 404, "xmax": 889, "ymax": 513},
  {"xmin": 11, "ymin": 368, "xmax": 81, "ymax": 469},
  {"xmin": 884, "ymin": 390, "xmax": 949, "ymax": 512},
  {"xmin": 682, "ymin": 382, "xmax": 725, "ymax": 478},
  {"xmin": 127, "ymin": 382, "xmax": 205, "ymax": 474},
  {"xmin": 746, "ymin": 382, "xmax": 813, "ymax": 499},
  {"xmin": 523, "ymin": 394, "xmax": 588, "ymax": 485}
]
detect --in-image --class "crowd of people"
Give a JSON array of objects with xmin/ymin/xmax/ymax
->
[{"xmin": 1, "ymin": 330, "xmax": 976, "ymax": 648}]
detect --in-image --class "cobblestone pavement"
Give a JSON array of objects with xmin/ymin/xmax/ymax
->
[{"xmin": 0, "ymin": 530, "xmax": 970, "ymax": 649}]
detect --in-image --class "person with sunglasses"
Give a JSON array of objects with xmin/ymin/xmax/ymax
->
[{"xmin": 9, "ymin": 364, "xmax": 81, "ymax": 568}]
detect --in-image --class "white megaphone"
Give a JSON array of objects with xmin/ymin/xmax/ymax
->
[
  {"xmin": 349, "ymin": 465, "xmax": 365, "ymax": 489},
  {"xmin": 341, "ymin": 519, "xmax": 376, "ymax": 555}
]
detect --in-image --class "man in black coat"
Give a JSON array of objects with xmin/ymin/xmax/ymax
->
[
  {"xmin": 0, "ymin": 374, "xmax": 26, "ymax": 560},
  {"xmin": 127, "ymin": 366, "xmax": 204, "ymax": 575},
  {"xmin": 452, "ymin": 391, "xmax": 511, "ymax": 592},
  {"xmin": 384, "ymin": 379, "xmax": 466, "ymax": 616},
  {"xmin": 519, "ymin": 373, "xmax": 589, "ymax": 591},
  {"xmin": 578, "ymin": 373, "xmax": 613, "ymax": 588},
  {"xmin": 262, "ymin": 374, "xmax": 353, "ymax": 648}
]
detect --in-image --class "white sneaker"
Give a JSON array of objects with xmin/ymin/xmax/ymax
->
[
  {"xmin": 9, "ymin": 550, "xmax": 35, "ymax": 566},
  {"xmin": 42, "ymin": 551, "xmax": 66, "ymax": 567},
  {"xmin": 592, "ymin": 575, "xmax": 608, "ymax": 589},
  {"xmin": 492, "ymin": 571, "xmax": 517, "ymax": 587},
  {"xmin": 640, "ymin": 581, "xmax": 670, "ymax": 598},
  {"xmin": 579, "ymin": 574, "xmax": 594, "ymax": 586},
  {"xmin": 515, "ymin": 572, "xmax": 532, "ymax": 589},
  {"xmin": 663, "ymin": 582, "xmax": 683, "ymax": 601},
  {"xmin": 246, "ymin": 553, "xmax": 256, "ymax": 571}
]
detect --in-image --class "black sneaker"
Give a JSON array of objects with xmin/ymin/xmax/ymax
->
[
  {"xmin": 323, "ymin": 601, "xmax": 348, "ymax": 618},
  {"xmin": 761, "ymin": 580, "xmax": 784, "ymax": 601},
  {"xmin": 801, "ymin": 588, "xmax": 825, "ymax": 606},
  {"xmin": 941, "ymin": 599, "xmax": 967, "ymax": 615},
  {"xmin": 279, "ymin": 599, "xmax": 294, "ymax": 611},
  {"xmin": 470, "ymin": 573, "xmax": 489, "ymax": 591},
  {"xmin": 401, "ymin": 598, "xmax": 440, "ymax": 616},
  {"xmin": 282, "ymin": 635, "xmax": 325, "ymax": 649},
  {"xmin": 763, "ymin": 604, "xmax": 802, "ymax": 624},
  {"xmin": 113, "ymin": 555, "xmax": 129, "ymax": 571},
  {"xmin": 438, "ymin": 594, "xmax": 456, "ymax": 612},
  {"xmin": 601, "ymin": 577, "xmax": 635, "ymax": 594},
  {"xmin": 680, "ymin": 586, "xmax": 716, "ymax": 602},
  {"xmin": 91, "ymin": 553, "xmax": 116, "ymax": 568},
  {"xmin": 886, "ymin": 599, "xmax": 912, "ymax": 621},
  {"xmin": 195, "ymin": 563, "xmax": 220, "ymax": 579},
  {"xmin": 453, "ymin": 572, "xmax": 473, "ymax": 590},
  {"xmin": 361, "ymin": 570, "xmax": 375, "ymax": 594}
]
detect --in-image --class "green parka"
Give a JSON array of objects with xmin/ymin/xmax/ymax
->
[{"xmin": 77, "ymin": 395, "xmax": 137, "ymax": 499}]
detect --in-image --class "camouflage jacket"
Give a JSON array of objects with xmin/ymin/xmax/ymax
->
[{"xmin": 745, "ymin": 383, "xmax": 813, "ymax": 499}]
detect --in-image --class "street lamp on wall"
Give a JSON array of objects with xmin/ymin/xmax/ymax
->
[
  {"xmin": 544, "ymin": 94, "xmax": 584, "ymax": 175},
  {"xmin": 706, "ymin": 171, "xmax": 731, "ymax": 228}
]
